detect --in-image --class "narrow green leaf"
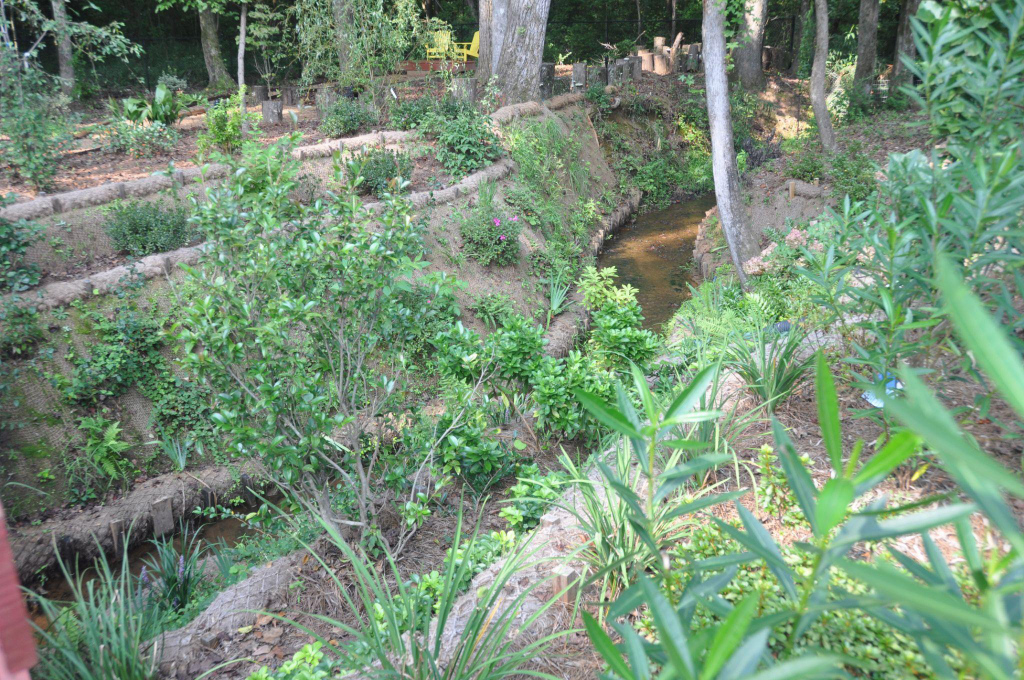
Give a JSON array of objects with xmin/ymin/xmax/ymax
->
[
  {"xmin": 630, "ymin": 361, "xmax": 658, "ymax": 425},
  {"xmin": 815, "ymin": 352, "xmax": 843, "ymax": 473},
  {"xmin": 842, "ymin": 559, "xmax": 1005, "ymax": 632},
  {"xmin": 936, "ymin": 256, "xmax": 1024, "ymax": 419},
  {"xmin": 700, "ymin": 595, "xmax": 758, "ymax": 680},
  {"xmin": 575, "ymin": 389, "xmax": 642, "ymax": 439},
  {"xmin": 815, "ymin": 478, "xmax": 854, "ymax": 536},
  {"xmin": 772, "ymin": 418, "xmax": 819, "ymax": 535},
  {"xmin": 744, "ymin": 654, "xmax": 842, "ymax": 680},
  {"xmin": 664, "ymin": 364, "xmax": 719, "ymax": 423},
  {"xmin": 640, "ymin": 576, "xmax": 695, "ymax": 680},
  {"xmin": 853, "ymin": 430, "xmax": 920, "ymax": 493},
  {"xmin": 583, "ymin": 612, "xmax": 635, "ymax": 680}
]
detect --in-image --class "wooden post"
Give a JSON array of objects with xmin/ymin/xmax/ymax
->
[
  {"xmin": 571, "ymin": 62, "xmax": 587, "ymax": 92},
  {"xmin": 654, "ymin": 54, "xmax": 672, "ymax": 75},
  {"xmin": 281, "ymin": 85, "xmax": 297, "ymax": 106},
  {"xmin": 639, "ymin": 49, "xmax": 655, "ymax": 72},
  {"xmin": 653, "ymin": 36, "xmax": 667, "ymax": 50},
  {"xmin": 152, "ymin": 497, "xmax": 174, "ymax": 537},
  {"xmin": 539, "ymin": 62, "xmax": 555, "ymax": 99},
  {"xmin": 262, "ymin": 99, "xmax": 283, "ymax": 124}
]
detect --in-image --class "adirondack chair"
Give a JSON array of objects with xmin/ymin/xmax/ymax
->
[
  {"xmin": 454, "ymin": 31, "xmax": 480, "ymax": 61},
  {"xmin": 426, "ymin": 31, "xmax": 453, "ymax": 60}
]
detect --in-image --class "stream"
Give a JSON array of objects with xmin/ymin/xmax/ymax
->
[{"xmin": 597, "ymin": 194, "xmax": 716, "ymax": 330}]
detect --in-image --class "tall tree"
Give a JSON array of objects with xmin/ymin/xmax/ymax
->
[
  {"xmin": 853, "ymin": 0, "xmax": 879, "ymax": 95},
  {"xmin": 810, "ymin": 0, "xmax": 836, "ymax": 151},
  {"xmin": 789, "ymin": 0, "xmax": 810, "ymax": 76},
  {"xmin": 892, "ymin": 0, "xmax": 921, "ymax": 89},
  {"xmin": 734, "ymin": 0, "xmax": 768, "ymax": 91},
  {"xmin": 477, "ymin": 0, "xmax": 551, "ymax": 103},
  {"xmin": 198, "ymin": 7, "xmax": 235, "ymax": 90},
  {"xmin": 330, "ymin": 0, "xmax": 352, "ymax": 75},
  {"xmin": 703, "ymin": 0, "xmax": 757, "ymax": 285},
  {"xmin": 50, "ymin": 0, "xmax": 73, "ymax": 96}
]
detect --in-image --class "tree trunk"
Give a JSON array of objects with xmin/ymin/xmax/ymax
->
[
  {"xmin": 853, "ymin": 0, "xmax": 879, "ymax": 95},
  {"xmin": 464, "ymin": 0, "xmax": 478, "ymax": 20},
  {"xmin": 488, "ymin": 0, "xmax": 551, "ymax": 104},
  {"xmin": 892, "ymin": 0, "xmax": 921, "ymax": 89},
  {"xmin": 477, "ymin": 0, "xmax": 493, "ymax": 81},
  {"xmin": 734, "ymin": 0, "xmax": 768, "ymax": 91},
  {"xmin": 671, "ymin": 0, "xmax": 677, "ymax": 40},
  {"xmin": 238, "ymin": 3, "xmax": 248, "ymax": 135},
  {"xmin": 789, "ymin": 0, "xmax": 810, "ymax": 76},
  {"xmin": 703, "ymin": 0, "xmax": 757, "ymax": 284},
  {"xmin": 331, "ymin": 0, "xmax": 352, "ymax": 76},
  {"xmin": 635, "ymin": 0, "xmax": 642, "ymax": 38},
  {"xmin": 199, "ymin": 8, "xmax": 234, "ymax": 91},
  {"xmin": 810, "ymin": 0, "xmax": 836, "ymax": 151},
  {"xmin": 50, "ymin": 0, "xmax": 74, "ymax": 97}
]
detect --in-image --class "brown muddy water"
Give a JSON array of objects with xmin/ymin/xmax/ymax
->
[{"xmin": 597, "ymin": 194, "xmax": 716, "ymax": 331}]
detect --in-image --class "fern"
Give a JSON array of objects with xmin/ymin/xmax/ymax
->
[{"xmin": 78, "ymin": 416, "xmax": 134, "ymax": 483}]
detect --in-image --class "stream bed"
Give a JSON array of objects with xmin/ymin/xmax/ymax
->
[{"xmin": 597, "ymin": 194, "xmax": 716, "ymax": 330}]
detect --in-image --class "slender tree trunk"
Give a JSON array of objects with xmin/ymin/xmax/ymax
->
[
  {"xmin": 789, "ymin": 0, "xmax": 810, "ymax": 76},
  {"xmin": 238, "ymin": 2, "xmax": 248, "ymax": 134},
  {"xmin": 488, "ymin": 0, "xmax": 551, "ymax": 104},
  {"xmin": 477, "ymin": 0, "xmax": 492, "ymax": 81},
  {"xmin": 810, "ymin": 0, "xmax": 836, "ymax": 151},
  {"xmin": 734, "ymin": 0, "xmax": 768, "ymax": 91},
  {"xmin": 671, "ymin": 0, "xmax": 677, "ymax": 40},
  {"xmin": 703, "ymin": 0, "xmax": 757, "ymax": 284},
  {"xmin": 635, "ymin": 0, "xmax": 642, "ymax": 37},
  {"xmin": 892, "ymin": 0, "xmax": 920, "ymax": 89},
  {"xmin": 331, "ymin": 0, "xmax": 352, "ymax": 76},
  {"xmin": 199, "ymin": 8, "xmax": 234, "ymax": 91},
  {"xmin": 853, "ymin": 0, "xmax": 879, "ymax": 95},
  {"xmin": 50, "ymin": 0, "xmax": 73, "ymax": 97}
]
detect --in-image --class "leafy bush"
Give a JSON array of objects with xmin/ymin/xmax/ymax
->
[
  {"xmin": 459, "ymin": 182, "xmax": 521, "ymax": 266},
  {"xmin": 529, "ymin": 351, "xmax": 611, "ymax": 439},
  {"xmin": 580, "ymin": 266, "xmax": 660, "ymax": 370},
  {"xmin": 788, "ymin": 148, "xmax": 826, "ymax": 182},
  {"xmin": 0, "ymin": 301, "xmax": 44, "ymax": 357},
  {"xmin": 394, "ymin": 271, "xmax": 463, "ymax": 356},
  {"xmin": 829, "ymin": 141, "xmax": 876, "ymax": 202},
  {"xmin": 198, "ymin": 89, "xmax": 260, "ymax": 154},
  {"xmin": 498, "ymin": 463, "xmax": 567, "ymax": 529},
  {"xmin": 726, "ymin": 326, "xmax": 813, "ymax": 413},
  {"xmin": 0, "ymin": 196, "xmax": 42, "ymax": 292},
  {"xmin": 78, "ymin": 416, "xmax": 134, "ymax": 484},
  {"xmin": 470, "ymin": 293, "xmax": 516, "ymax": 330},
  {"xmin": 319, "ymin": 99, "xmax": 375, "ymax": 137},
  {"xmin": 0, "ymin": 51, "xmax": 73, "ymax": 191},
  {"xmin": 387, "ymin": 96, "xmax": 434, "ymax": 129},
  {"xmin": 247, "ymin": 643, "xmax": 340, "ymax": 680},
  {"xmin": 107, "ymin": 121, "xmax": 180, "ymax": 158},
  {"xmin": 434, "ymin": 109, "xmax": 502, "ymax": 176},
  {"xmin": 422, "ymin": 408, "xmax": 516, "ymax": 493},
  {"xmin": 486, "ymin": 313, "xmax": 545, "ymax": 384},
  {"xmin": 142, "ymin": 524, "xmax": 203, "ymax": 612},
  {"xmin": 104, "ymin": 199, "xmax": 193, "ymax": 256},
  {"xmin": 431, "ymin": 322, "xmax": 485, "ymax": 384},
  {"xmin": 356, "ymin": 148, "xmax": 412, "ymax": 197},
  {"xmin": 111, "ymin": 83, "xmax": 186, "ymax": 127}
]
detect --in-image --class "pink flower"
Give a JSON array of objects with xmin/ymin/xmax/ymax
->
[
  {"xmin": 784, "ymin": 229, "xmax": 807, "ymax": 247},
  {"xmin": 512, "ymin": 215, "xmax": 518, "ymax": 222},
  {"xmin": 499, "ymin": 235, "xmax": 506, "ymax": 241},
  {"xmin": 493, "ymin": 218, "xmax": 501, "ymax": 226}
]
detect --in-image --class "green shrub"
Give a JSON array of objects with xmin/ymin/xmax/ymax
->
[
  {"xmin": 579, "ymin": 266, "xmax": 660, "ymax": 370},
  {"xmin": 388, "ymin": 96, "xmax": 434, "ymax": 129},
  {"xmin": 356, "ymin": 148, "xmax": 412, "ymax": 197},
  {"xmin": 829, "ymin": 141, "xmax": 876, "ymax": 202},
  {"xmin": 107, "ymin": 121, "xmax": 180, "ymax": 158},
  {"xmin": 499, "ymin": 463, "xmax": 568, "ymax": 529},
  {"xmin": 434, "ymin": 109, "xmax": 502, "ymax": 176},
  {"xmin": 319, "ymin": 99, "xmax": 375, "ymax": 137},
  {"xmin": 394, "ymin": 272, "xmax": 463, "ymax": 355},
  {"xmin": 111, "ymin": 83, "xmax": 186, "ymax": 127},
  {"xmin": 407, "ymin": 406, "xmax": 516, "ymax": 493},
  {"xmin": 198, "ymin": 90, "xmax": 260, "ymax": 154},
  {"xmin": 104, "ymin": 199, "xmax": 193, "ymax": 256},
  {"xmin": 431, "ymin": 322, "xmax": 485, "ymax": 383},
  {"xmin": 470, "ymin": 293, "xmax": 517, "ymax": 329},
  {"xmin": 459, "ymin": 183, "xmax": 521, "ymax": 266},
  {"xmin": 0, "ymin": 301, "xmax": 44, "ymax": 358},
  {"xmin": 0, "ymin": 51, "xmax": 73, "ymax": 191},
  {"xmin": 529, "ymin": 351, "xmax": 611, "ymax": 439},
  {"xmin": 0, "ymin": 196, "xmax": 42, "ymax": 292},
  {"xmin": 788, "ymin": 149, "xmax": 826, "ymax": 182},
  {"xmin": 486, "ymin": 313, "xmax": 545, "ymax": 384}
]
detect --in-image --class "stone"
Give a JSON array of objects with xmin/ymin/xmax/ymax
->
[
  {"xmin": 586, "ymin": 65, "xmax": 607, "ymax": 87},
  {"xmin": 152, "ymin": 496, "xmax": 174, "ymax": 537},
  {"xmin": 251, "ymin": 85, "xmax": 268, "ymax": 103},
  {"xmin": 628, "ymin": 55, "xmax": 643, "ymax": 81},
  {"xmin": 686, "ymin": 43, "xmax": 702, "ymax": 73},
  {"xmin": 200, "ymin": 632, "xmax": 220, "ymax": 649}
]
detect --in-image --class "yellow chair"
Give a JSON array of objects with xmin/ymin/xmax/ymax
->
[
  {"xmin": 453, "ymin": 31, "xmax": 480, "ymax": 61},
  {"xmin": 426, "ymin": 31, "xmax": 453, "ymax": 60}
]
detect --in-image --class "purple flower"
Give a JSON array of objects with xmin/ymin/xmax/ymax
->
[
  {"xmin": 140, "ymin": 566, "xmax": 150, "ymax": 586},
  {"xmin": 178, "ymin": 554, "xmax": 185, "ymax": 579},
  {"xmin": 493, "ymin": 218, "xmax": 501, "ymax": 226},
  {"xmin": 499, "ymin": 235, "xmax": 506, "ymax": 241}
]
